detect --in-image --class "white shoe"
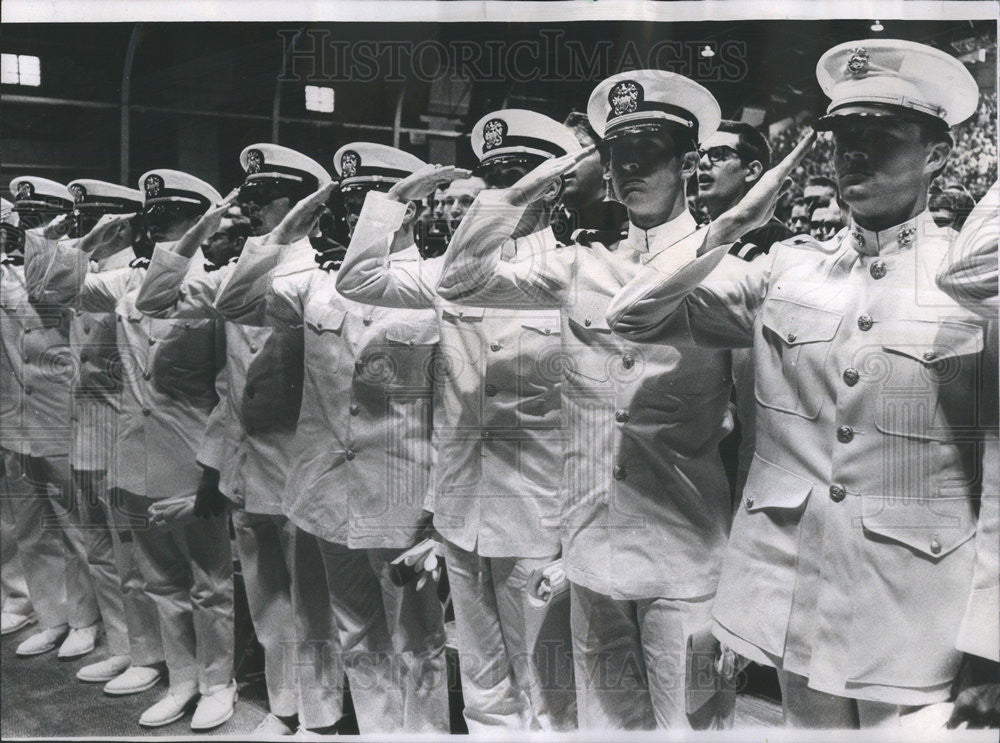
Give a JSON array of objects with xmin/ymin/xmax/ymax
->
[
  {"xmin": 191, "ymin": 680, "xmax": 237, "ymax": 730},
  {"xmin": 58, "ymin": 622, "xmax": 101, "ymax": 659},
  {"xmin": 254, "ymin": 713, "xmax": 296, "ymax": 736},
  {"xmin": 1, "ymin": 610, "xmax": 37, "ymax": 635},
  {"xmin": 15, "ymin": 625, "xmax": 69, "ymax": 656},
  {"xmin": 139, "ymin": 687, "xmax": 198, "ymax": 728},
  {"xmin": 103, "ymin": 664, "xmax": 162, "ymax": 695},
  {"xmin": 76, "ymin": 654, "xmax": 132, "ymax": 682},
  {"xmin": 294, "ymin": 727, "xmax": 337, "ymax": 740}
]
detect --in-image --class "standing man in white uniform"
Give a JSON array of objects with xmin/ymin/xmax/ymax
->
[
  {"xmin": 335, "ymin": 113, "xmax": 579, "ymax": 732},
  {"xmin": 135, "ymin": 144, "xmax": 346, "ymax": 737},
  {"xmin": 435, "ymin": 73, "xmax": 737, "ymax": 730},
  {"xmin": 214, "ymin": 142, "xmax": 450, "ymax": 734}
]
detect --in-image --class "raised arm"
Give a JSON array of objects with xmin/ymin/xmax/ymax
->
[
  {"xmin": 336, "ymin": 191, "xmax": 443, "ymax": 309},
  {"xmin": 937, "ymin": 179, "xmax": 999, "ymax": 318},
  {"xmin": 607, "ymin": 130, "xmax": 816, "ymax": 346},
  {"xmin": 135, "ymin": 246, "xmax": 219, "ymax": 319},
  {"xmin": 215, "ymin": 184, "xmax": 333, "ymax": 325},
  {"xmin": 23, "ymin": 228, "xmax": 131, "ymax": 314},
  {"xmin": 435, "ymin": 150, "xmax": 594, "ymax": 308}
]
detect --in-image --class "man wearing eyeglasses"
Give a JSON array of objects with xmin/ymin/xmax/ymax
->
[{"xmin": 697, "ymin": 122, "xmax": 792, "ymax": 263}]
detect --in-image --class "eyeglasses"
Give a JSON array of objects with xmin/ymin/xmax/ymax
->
[{"xmin": 697, "ymin": 145, "xmax": 742, "ymax": 165}]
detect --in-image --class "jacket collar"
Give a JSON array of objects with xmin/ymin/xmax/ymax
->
[
  {"xmin": 845, "ymin": 210, "xmax": 934, "ymax": 257},
  {"xmin": 620, "ymin": 209, "xmax": 699, "ymax": 255}
]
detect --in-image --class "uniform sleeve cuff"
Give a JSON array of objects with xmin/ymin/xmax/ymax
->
[{"xmin": 150, "ymin": 245, "xmax": 192, "ymax": 272}]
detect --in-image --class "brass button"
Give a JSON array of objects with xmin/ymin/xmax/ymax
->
[
  {"xmin": 363, "ymin": 316, "xmax": 372, "ymax": 326},
  {"xmin": 489, "ymin": 342, "xmax": 501, "ymax": 352},
  {"xmin": 613, "ymin": 464, "xmax": 626, "ymax": 481},
  {"xmin": 143, "ymin": 371, "xmax": 151, "ymax": 381},
  {"xmin": 142, "ymin": 408, "xmax": 151, "ymax": 417},
  {"xmin": 148, "ymin": 337, "xmax": 156, "ymax": 345},
  {"xmin": 349, "ymin": 403, "xmax": 360, "ymax": 416},
  {"xmin": 345, "ymin": 448, "xmax": 355, "ymax": 461},
  {"xmin": 622, "ymin": 353, "xmax": 635, "ymax": 370},
  {"xmin": 481, "ymin": 430, "xmax": 490, "ymax": 439},
  {"xmin": 745, "ymin": 495, "xmax": 754, "ymax": 509},
  {"xmin": 317, "ymin": 322, "xmax": 323, "ymax": 329},
  {"xmin": 829, "ymin": 484, "xmax": 846, "ymax": 502},
  {"xmin": 922, "ymin": 350, "xmax": 937, "ymax": 361},
  {"xmin": 837, "ymin": 425, "xmax": 854, "ymax": 443},
  {"xmin": 83, "ymin": 325, "xmax": 91, "ymax": 334},
  {"xmin": 542, "ymin": 328, "xmax": 551, "ymax": 335},
  {"xmin": 614, "ymin": 409, "xmax": 630, "ymax": 423},
  {"xmin": 870, "ymin": 260, "xmax": 886, "ymax": 280},
  {"xmin": 857, "ymin": 314, "xmax": 873, "ymax": 331},
  {"xmin": 485, "ymin": 384, "xmax": 498, "ymax": 397},
  {"xmin": 22, "ymin": 353, "xmax": 29, "ymax": 363},
  {"xmin": 456, "ymin": 310, "xmax": 464, "ymax": 318},
  {"xmin": 843, "ymin": 368, "xmax": 859, "ymax": 386},
  {"xmin": 23, "ymin": 328, "xmax": 31, "ymax": 334},
  {"xmin": 249, "ymin": 344, "xmax": 259, "ymax": 353},
  {"xmin": 930, "ymin": 538, "xmax": 942, "ymax": 555},
  {"xmin": 584, "ymin": 317, "xmax": 592, "ymax": 327},
  {"xmin": 24, "ymin": 385, "xmax": 32, "ymax": 395},
  {"xmin": 786, "ymin": 332, "xmax": 797, "ymax": 343}
]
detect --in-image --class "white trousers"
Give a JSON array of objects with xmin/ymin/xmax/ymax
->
[
  {"xmin": 119, "ymin": 489, "xmax": 233, "ymax": 693},
  {"xmin": 570, "ymin": 582, "xmax": 735, "ymax": 730},
  {"xmin": 317, "ymin": 538, "xmax": 450, "ymax": 733},
  {"xmin": 443, "ymin": 540, "xmax": 576, "ymax": 732}
]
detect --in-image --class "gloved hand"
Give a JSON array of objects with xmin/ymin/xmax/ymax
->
[
  {"xmin": 414, "ymin": 509, "xmax": 439, "ymax": 543},
  {"xmin": 193, "ymin": 466, "xmax": 227, "ymax": 519},
  {"xmin": 947, "ymin": 655, "xmax": 1000, "ymax": 729}
]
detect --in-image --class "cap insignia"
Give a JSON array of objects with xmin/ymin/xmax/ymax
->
[
  {"xmin": 69, "ymin": 184, "xmax": 87, "ymax": 204},
  {"xmin": 846, "ymin": 48, "xmax": 869, "ymax": 75},
  {"xmin": 483, "ymin": 118, "xmax": 507, "ymax": 151},
  {"xmin": 246, "ymin": 149, "xmax": 265, "ymax": 174},
  {"xmin": 144, "ymin": 174, "xmax": 164, "ymax": 198},
  {"xmin": 609, "ymin": 80, "xmax": 642, "ymax": 117},
  {"xmin": 16, "ymin": 181, "xmax": 35, "ymax": 200},
  {"xmin": 341, "ymin": 151, "xmax": 360, "ymax": 178},
  {"xmin": 850, "ymin": 228, "xmax": 865, "ymax": 249}
]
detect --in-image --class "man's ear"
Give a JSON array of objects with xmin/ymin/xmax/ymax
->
[
  {"xmin": 680, "ymin": 151, "xmax": 700, "ymax": 180},
  {"xmin": 744, "ymin": 160, "xmax": 764, "ymax": 184},
  {"xmin": 402, "ymin": 200, "xmax": 418, "ymax": 225},
  {"xmin": 541, "ymin": 179, "xmax": 562, "ymax": 204},
  {"xmin": 925, "ymin": 140, "xmax": 952, "ymax": 179}
]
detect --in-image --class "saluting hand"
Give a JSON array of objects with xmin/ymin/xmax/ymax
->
[
  {"xmin": 173, "ymin": 188, "xmax": 240, "ymax": 259},
  {"xmin": 388, "ymin": 164, "xmax": 473, "ymax": 204},
  {"xmin": 268, "ymin": 181, "xmax": 339, "ymax": 246},
  {"xmin": 78, "ymin": 213, "xmax": 135, "ymax": 259},
  {"xmin": 505, "ymin": 145, "xmax": 597, "ymax": 207},
  {"xmin": 43, "ymin": 213, "xmax": 75, "ymax": 241},
  {"xmin": 707, "ymin": 129, "xmax": 816, "ymax": 248}
]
